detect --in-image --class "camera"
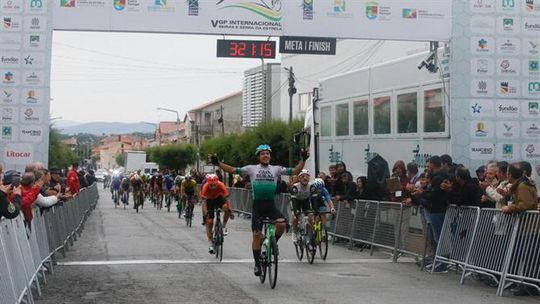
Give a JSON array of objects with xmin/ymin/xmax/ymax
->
[{"xmin": 417, "ymin": 52, "xmax": 438, "ymax": 73}]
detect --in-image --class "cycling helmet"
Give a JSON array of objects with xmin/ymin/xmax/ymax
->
[
  {"xmin": 298, "ymin": 169, "xmax": 310, "ymax": 177},
  {"xmin": 312, "ymin": 178, "xmax": 325, "ymax": 190},
  {"xmin": 206, "ymin": 174, "xmax": 219, "ymax": 184},
  {"xmin": 185, "ymin": 174, "xmax": 191, "ymax": 180},
  {"xmin": 255, "ymin": 144, "xmax": 272, "ymax": 156}
]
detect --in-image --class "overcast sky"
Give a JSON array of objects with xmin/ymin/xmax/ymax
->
[{"xmin": 50, "ymin": 31, "xmax": 280, "ymax": 124}]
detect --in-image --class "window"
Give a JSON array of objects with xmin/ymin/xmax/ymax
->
[
  {"xmin": 424, "ymin": 88, "xmax": 445, "ymax": 133},
  {"xmin": 397, "ymin": 92, "xmax": 418, "ymax": 134},
  {"xmin": 335, "ymin": 103, "xmax": 349, "ymax": 136},
  {"xmin": 353, "ymin": 99, "xmax": 369, "ymax": 135},
  {"xmin": 374, "ymin": 96, "xmax": 391, "ymax": 134},
  {"xmin": 298, "ymin": 92, "xmax": 312, "ymax": 113},
  {"xmin": 204, "ymin": 112, "xmax": 212, "ymax": 125},
  {"xmin": 321, "ymin": 106, "xmax": 332, "ymax": 137}
]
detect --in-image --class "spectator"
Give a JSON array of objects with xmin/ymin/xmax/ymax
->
[
  {"xmin": 502, "ymin": 164, "xmax": 538, "ymax": 214},
  {"xmin": 275, "ymin": 176, "xmax": 288, "ymax": 194},
  {"xmin": 518, "ymin": 161, "xmax": 532, "ymax": 178},
  {"xmin": 78, "ymin": 169, "xmax": 89, "ymax": 188},
  {"xmin": 474, "ymin": 165, "xmax": 486, "ymax": 184},
  {"xmin": 333, "ymin": 172, "xmax": 357, "ymax": 202},
  {"xmin": 232, "ymin": 175, "xmax": 245, "ymax": 188},
  {"xmin": 0, "ymin": 170, "xmax": 21, "ymax": 219},
  {"xmin": 47, "ymin": 168, "xmax": 65, "ymax": 196},
  {"xmin": 67, "ymin": 162, "xmax": 80, "ymax": 195},
  {"xmin": 33, "ymin": 170, "xmax": 62, "ymax": 209},
  {"xmin": 407, "ymin": 162, "xmax": 421, "ymax": 185},
  {"xmin": 481, "ymin": 164, "xmax": 501, "ymax": 209},
  {"xmin": 422, "ymin": 156, "xmax": 450, "ymax": 272},
  {"xmin": 86, "ymin": 169, "xmax": 97, "ymax": 185},
  {"xmin": 20, "ymin": 172, "xmax": 41, "ymax": 226},
  {"xmin": 216, "ymin": 169, "xmax": 224, "ymax": 182},
  {"xmin": 356, "ymin": 176, "xmax": 367, "ymax": 199},
  {"xmin": 332, "ymin": 161, "xmax": 352, "ymax": 196},
  {"xmin": 324, "ymin": 166, "xmax": 337, "ymax": 195},
  {"xmin": 452, "ymin": 167, "xmax": 482, "ymax": 207},
  {"xmin": 390, "ymin": 160, "xmax": 410, "ymax": 201}
]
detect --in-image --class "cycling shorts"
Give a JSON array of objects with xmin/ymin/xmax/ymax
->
[
  {"xmin": 206, "ymin": 196, "xmax": 229, "ymax": 219},
  {"xmin": 251, "ymin": 200, "xmax": 284, "ymax": 232}
]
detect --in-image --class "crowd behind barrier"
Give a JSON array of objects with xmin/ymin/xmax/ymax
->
[
  {"xmin": 0, "ymin": 183, "xmax": 99, "ymax": 304},
  {"xmin": 227, "ymin": 187, "xmax": 540, "ymax": 297}
]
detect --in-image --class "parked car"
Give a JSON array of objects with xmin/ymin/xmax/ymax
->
[{"xmin": 95, "ymin": 169, "xmax": 109, "ymax": 182}]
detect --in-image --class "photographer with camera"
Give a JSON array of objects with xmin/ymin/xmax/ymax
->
[{"xmin": 0, "ymin": 170, "xmax": 22, "ymax": 220}]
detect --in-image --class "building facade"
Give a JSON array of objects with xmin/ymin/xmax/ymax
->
[{"xmin": 242, "ymin": 63, "xmax": 282, "ymax": 128}]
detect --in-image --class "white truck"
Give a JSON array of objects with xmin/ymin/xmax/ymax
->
[
  {"xmin": 125, "ymin": 151, "xmax": 147, "ymax": 173},
  {"xmin": 142, "ymin": 162, "xmax": 159, "ymax": 174}
]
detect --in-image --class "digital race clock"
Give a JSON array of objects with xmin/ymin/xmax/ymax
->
[{"xmin": 216, "ymin": 39, "xmax": 276, "ymax": 59}]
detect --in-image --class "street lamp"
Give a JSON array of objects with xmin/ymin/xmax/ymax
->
[{"xmin": 156, "ymin": 107, "xmax": 181, "ymax": 143}]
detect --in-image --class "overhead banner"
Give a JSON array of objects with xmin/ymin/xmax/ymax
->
[
  {"xmin": 1, "ymin": 0, "xmax": 52, "ymax": 172},
  {"xmin": 52, "ymin": 0, "xmax": 452, "ymax": 42}
]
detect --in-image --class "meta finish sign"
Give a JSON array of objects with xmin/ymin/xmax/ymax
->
[{"xmin": 279, "ymin": 37, "xmax": 336, "ymax": 55}]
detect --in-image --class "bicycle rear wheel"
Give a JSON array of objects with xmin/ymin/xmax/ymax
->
[
  {"xmin": 268, "ymin": 237, "xmax": 278, "ymax": 289},
  {"xmin": 305, "ymin": 225, "xmax": 316, "ymax": 264},
  {"xmin": 318, "ymin": 224, "xmax": 329, "ymax": 260},
  {"xmin": 166, "ymin": 194, "xmax": 171, "ymax": 212}
]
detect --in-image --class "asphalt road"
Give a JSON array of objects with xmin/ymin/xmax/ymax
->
[{"xmin": 36, "ymin": 186, "xmax": 537, "ymax": 304}]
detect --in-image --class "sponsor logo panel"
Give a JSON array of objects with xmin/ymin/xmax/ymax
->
[
  {"xmin": 524, "ymin": 80, "xmax": 540, "ymax": 97},
  {"xmin": 522, "ymin": 38, "xmax": 540, "ymax": 55},
  {"xmin": 1, "ymin": 0, "xmax": 23, "ymax": 13},
  {"xmin": 26, "ymin": 0, "xmax": 47, "ymax": 13},
  {"xmin": 522, "ymin": 143, "xmax": 540, "ymax": 159},
  {"xmin": 471, "ymin": 16, "xmax": 495, "ymax": 33},
  {"xmin": 524, "ymin": 58, "xmax": 540, "ymax": 76},
  {"xmin": 0, "ymin": 52, "xmax": 21, "ymax": 67},
  {"xmin": 496, "ymin": 121, "xmax": 520, "ymax": 139},
  {"xmin": 497, "ymin": 80, "xmax": 520, "ymax": 97},
  {"xmin": 0, "ymin": 33, "xmax": 21, "ymax": 50},
  {"xmin": 0, "ymin": 125, "xmax": 18, "ymax": 142},
  {"xmin": 1, "ymin": 69, "xmax": 20, "ymax": 86},
  {"xmin": 497, "ymin": 16, "xmax": 520, "ymax": 34},
  {"xmin": 522, "ymin": 100, "xmax": 540, "ymax": 117},
  {"xmin": 498, "ymin": 0, "xmax": 518, "ymax": 13},
  {"xmin": 495, "ymin": 100, "xmax": 520, "ymax": 117},
  {"xmin": 471, "ymin": 79, "xmax": 494, "ymax": 97},
  {"xmin": 470, "ymin": 100, "xmax": 495, "ymax": 117},
  {"xmin": 523, "ymin": 18, "xmax": 540, "ymax": 34},
  {"xmin": 20, "ymin": 106, "xmax": 42, "ymax": 123},
  {"xmin": 2, "ymin": 16, "xmax": 22, "ymax": 32},
  {"xmin": 471, "ymin": 58, "xmax": 494, "ymax": 76},
  {"xmin": 470, "ymin": 0, "xmax": 495, "ymax": 13},
  {"xmin": 1, "ymin": 106, "xmax": 18, "ymax": 123},
  {"xmin": 24, "ymin": 16, "xmax": 46, "ymax": 33},
  {"xmin": 1, "ymin": 88, "xmax": 19, "ymax": 104},
  {"xmin": 497, "ymin": 58, "xmax": 520, "ymax": 76},
  {"xmin": 3, "ymin": 143, "xmax": 33, "ymax": 165},
  {"xmin": 23, "ymin": 88, "xmax": 44, "ymax": 105},
  {"xmin": 522, "ymin": 121, "xmax": 540, "ymax": 138},
  {"xmin": 19, "ymin": 126, "xmax": 43, "ymax": 142},
  {"xmin": 472, "ymin": 36, "xmax": 494, "ymax": 55},
  {"xmin": 22, "ymin": 70, "xmax": 44, "ymax": 86},
  {"xmin": 470, "ymin": 142, "xmax": 495, "ymax": 160},
  {"xmin": 524, "ymin": 0, "xmax": 540, "ymax": 15},
  {"xmin": 470, "ymin": 120, "xmax": 494, "ymax": 139},
  {"xmin": 24, "ymin": 34, "xmax": 45, "ymax": 50},
  {"xmin": 303, "ymin": 0, "xmax": 314, "ymax": 20},
  {"xmin": 496, "ymin": 143, "xmax": 518, "ymax": 160},
  {"xmin": 22, "ymin": 53, "xmax": 46, "ymax": 68},
  {"xmin": 497, "ymin": 37, "xmax": 520, "ymax": 55}
]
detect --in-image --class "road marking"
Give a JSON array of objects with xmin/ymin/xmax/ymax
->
[{"xmin": 58, "ymin": 258, "xmax": 416, "ymax": 266}]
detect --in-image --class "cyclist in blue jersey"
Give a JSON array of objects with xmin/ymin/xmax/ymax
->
[{"xmin": 211, "ymin": 144, "xmax": 309, "ymax": 276}]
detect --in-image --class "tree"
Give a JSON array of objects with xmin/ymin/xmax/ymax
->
[
  {"xmin": 146, "ymin": 143, "xmax": 197, "ymax": 171},
  {"xmin": 116, "ymin": 153, "xmax": 125, "ymax": 167},
  {"xmin": 200, "ymin": 119, "xmax": 305, "ymax": 167},
  {"xmin": 48, "ymin": 127, "xmax": 77, "ymax": 169}
]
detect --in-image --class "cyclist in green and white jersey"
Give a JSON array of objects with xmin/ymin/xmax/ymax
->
[{"xmin": 211, "ymin": 144, "xmax": 309, "ymax": 276}]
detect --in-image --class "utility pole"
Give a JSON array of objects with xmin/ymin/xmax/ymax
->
[{"xmin": 288, "ymin": 66, "xmax": 297, "ymax": 167}]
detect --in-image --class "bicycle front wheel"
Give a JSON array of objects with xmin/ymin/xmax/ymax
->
[
  {"xmin": 268, "ymin": 237, "xmax": 278, "ymax": 289},
  {"xmin": 259, "ymin": 239, "xmax": 268, "ymax": 284},
  {"xmin": 214, "ymin": 222, "xmax": 224, "ymax": 262},
  {"xmin": 318, "ymin": 224, "xmax": 329, "ymax": 260},
  {"xmin": 294, "ymin": 235, "xmax": 304, "ymax": 261},
  {"xmin": 305, "ymin": 225, "xmax": 316, "ymax": 264}
]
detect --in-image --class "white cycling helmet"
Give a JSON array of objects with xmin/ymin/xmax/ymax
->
[{"xmin": 298, "ymin": 169, "xmax": 310, "ymax": 177}]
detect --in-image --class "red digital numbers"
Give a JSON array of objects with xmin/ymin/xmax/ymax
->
[{"xmin": 218, "ymin": 40, "xmax": 275, "ymax": 59}]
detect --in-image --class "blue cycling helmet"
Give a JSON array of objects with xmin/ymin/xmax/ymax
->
[
  {"xmin": 312, "ymin": 178, "xmax": 325, "ymax": 190},
  {"xmin": 255, "ymin": 144, "xmax": 272, "ymax": 156}
]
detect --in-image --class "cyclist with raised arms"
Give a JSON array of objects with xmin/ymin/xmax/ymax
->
[
  {"xmin": 200, "ymin": 174, "xmax": 231, "ymax": 254},
  {"xmin": 290, "ymin": 169, "xmax": 312, "ymax": 243},
  {"xmin": 211, "ymin": 144, "xmax": 308, "ymax": 276}
]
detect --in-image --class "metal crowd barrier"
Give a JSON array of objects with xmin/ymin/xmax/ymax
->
[{"xmin": 0, "ymin": 183, "xmax": 99, "ymax": 304}]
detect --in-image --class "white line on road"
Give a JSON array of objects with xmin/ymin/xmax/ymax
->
[{"xmin": 58, "ymin": 258, "xmax": 416, "ymax": 266}]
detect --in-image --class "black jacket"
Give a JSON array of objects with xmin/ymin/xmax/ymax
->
[
  {"xmin": 421, "ymin": 171, "xmax": 449, "ymax": 213},
  {"xmin": 0, "ymin": 191, "xmax": 21, "ymax": 220},
  {"xmin": 452, "ymin": 181, "xmax": 482, "ymax": 207}
]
